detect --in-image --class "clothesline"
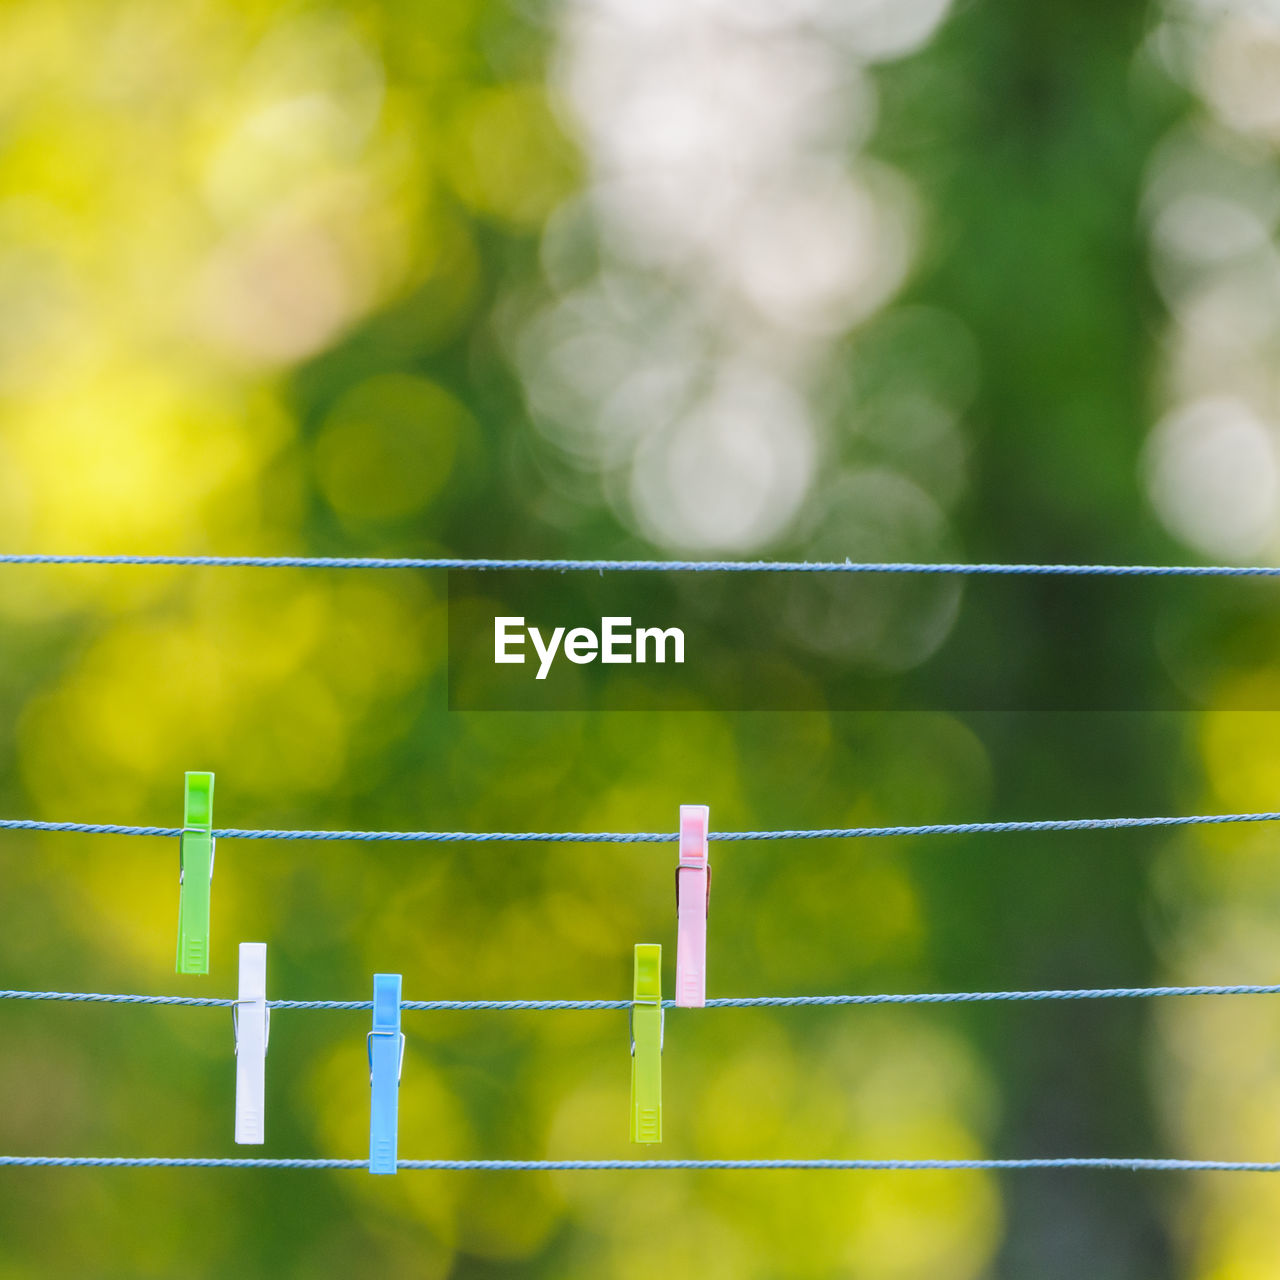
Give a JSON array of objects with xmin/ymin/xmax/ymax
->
[
  {"xmin": 1, "ymin": 807, "xmax": 1277, "ymax": 843},
  {"xmin": 5, "ymin": 552, "xmax": 1280, "ymax": 575},
  {"xmin": 4, "ymin": 981, "xmax": 1279, "ymax": 1010},
  {"xmin": 1, "ymin": 1155, "xmax": 1277, "ymax": 1171}
]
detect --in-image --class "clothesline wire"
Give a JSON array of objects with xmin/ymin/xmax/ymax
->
[
  {"xmin": 2, "ymin": 809, "xmax": 1278, "ymax": 843},
  {"xmin": 6, "ymin": 553, "xmax": 1280, "ymax": 576},
  {"xmin": 4, "ymin": 982, "xmax": 1279, "ymax": 1011},
  {"xmin": 0, "ymin": 1155, "xmax": 1277, "ymax": 1171}
]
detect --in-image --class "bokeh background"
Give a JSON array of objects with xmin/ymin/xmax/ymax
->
[{"xmin": 2, "ymin": 0, "xmax": 1280, "ymax": 1276}]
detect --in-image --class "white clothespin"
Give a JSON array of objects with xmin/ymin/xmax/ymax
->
[{"xmin": 234, "ymin": 942, "xmax": 269, "ymax": 1144}]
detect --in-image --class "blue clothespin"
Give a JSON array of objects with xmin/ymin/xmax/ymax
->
[{"xmin": 368, "ymin": 973, "xmax": 404, "ymax": 1175}]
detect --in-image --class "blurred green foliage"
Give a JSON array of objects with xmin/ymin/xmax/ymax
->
[{"xmin": 2, "ymin": 0, "xmax": 1279, "ymax": 1278}]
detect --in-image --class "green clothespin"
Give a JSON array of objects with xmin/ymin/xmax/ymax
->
[
  {"xmin": 176, "ymin": 771, "xmax": 215, "ymax": 975},
  {"xmin": 630, "ymin": 943, "xmax": 662, "ymax": 1144}
]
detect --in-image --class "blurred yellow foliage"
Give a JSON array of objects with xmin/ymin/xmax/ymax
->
[
  {"xmin": 0, "ymin": 0, "xmax": 1007, "ymax": 1277},
  {"xmin": 314, "ymin": 374, "xmax": 472, "ymax": 523},
  {"xmin": 445, "ymin": 84, "xmax": 580, "ymax": 229}
]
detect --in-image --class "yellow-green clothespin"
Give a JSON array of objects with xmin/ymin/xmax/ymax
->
[
  {"xmin": 630, "ymin": 943, "xmax": 662, "ymax": 1144},
  {"xmin": 176, "ymin": 771, "xmax": 214, "ymax": 975}
]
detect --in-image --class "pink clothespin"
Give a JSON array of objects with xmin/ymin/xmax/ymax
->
[{"xmin": 675, "ymin": 804, "xmax": 710, "ymax": 1007}]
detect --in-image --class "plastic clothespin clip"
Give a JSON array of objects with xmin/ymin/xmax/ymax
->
[
  {"xmin": 233, "ymin": 942, "xmax": 269, "ymax": 1145},
  {"xmin": 368, "ymin": 973, "xmax": 404, "ymax": 1175},
  {"xmin": 176, "ymin": 771, "xmax": 215, "ymax": 975},
  {"xmin": 675, "ymin": 804, "xmax": 710, "ymax": 1008},
  {"xmin": 630, "ymin": 943, "xmax": 663, "ymax": 1144}
]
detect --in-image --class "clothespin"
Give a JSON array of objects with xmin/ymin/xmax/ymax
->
[
  {"xmin": 675, "ymin": 804, "xmax": 710, "ymax": 1008},
  {"xmin": 176, "ymin": 771, "xmax": 215, "ymax": 975},
  {"xmin": 630, "ymin": 944, "xmax": 662, "ymax": 1144},
  {"xmin": 233, "ymin": 942, "xmax": 269, "ymax": 1145},
  {"xmin": 368, "ymin": 973, "xmax": 404, "ymax": 1175}
]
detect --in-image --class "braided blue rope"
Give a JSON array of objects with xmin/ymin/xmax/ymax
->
[
  {"xmin": 0, "ymin": 1155, "xmax": 1277, "ymax": 1171},
  {"xmin": 5, "ymin": 553, "xmax": 1280, "ymax": 576},
  {"xmin": 4, "ymin": 809, "xmax": 1280, "ymax": 843},
  {"xmin": 4, "ymin": 982, "xmax": 1280, "ymax": 1011}
]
